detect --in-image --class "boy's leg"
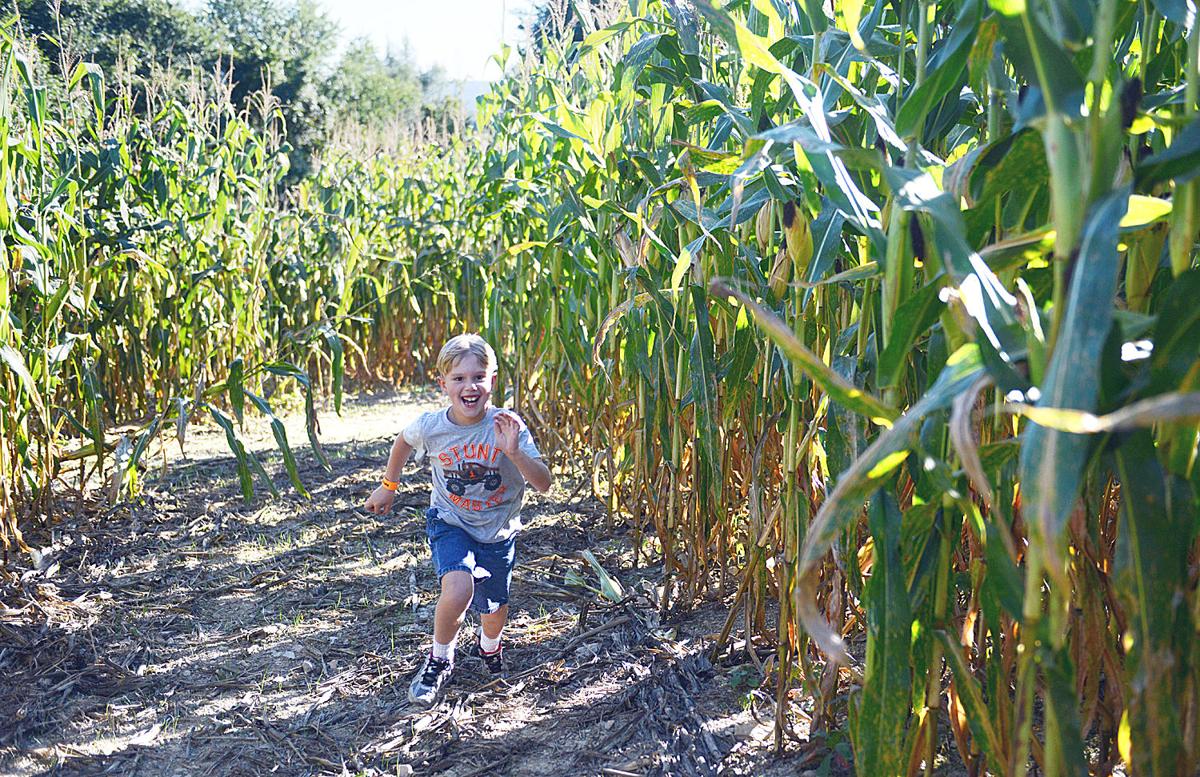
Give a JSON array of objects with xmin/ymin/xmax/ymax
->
[
  {"xmin": 411, "ymin": 512, "xmax": 475, "ymax": 705},
  {"xmin": 468, "ymin": 536, "xmax": 515, "ymax": 623},
  {"xmin": 434, "ymin": 570, "xmax": 474, "ymax": 645},
  {"xmin": 426, "ymin": 509, "xmax": 478, "ymax": 656},
  {"xmin": 469, "ymin": 537, "xmax": 515, "ymax": 672},
  {"xmin": 479, "ymin": 604, "xmax": 508, "ymax": 640}
]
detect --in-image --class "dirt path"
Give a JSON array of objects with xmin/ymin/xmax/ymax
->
[{"xmin": 1, "ymin": 392, "xmax": 835, "ymax": 776}]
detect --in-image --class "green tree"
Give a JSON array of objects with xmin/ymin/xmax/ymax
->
[
  {"xmin": 14, "ymin": 0, "xmax": 214, "ymax": 86},
  {"xmin": 324, "ymin": 38, "xmax": 422, "ymax": 129},
  {"xmin": 206, "ymin": 0, "xmax": 338, "ymax": 179}
]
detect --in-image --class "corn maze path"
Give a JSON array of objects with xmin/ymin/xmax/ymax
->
[{"xmin": 0, "ymin": 391, "xmax": 833, "ymax": 777}]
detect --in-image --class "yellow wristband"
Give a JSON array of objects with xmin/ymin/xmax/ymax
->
[{"xmin": 381, "ymin": 478, "xmax": 399, "ymax": 491}]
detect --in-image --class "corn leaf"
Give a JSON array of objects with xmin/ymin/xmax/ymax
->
[
  {"xmin": 1110, "ymin": 430, "xmax": 1191, "ymax": 775},
  {"xmin": 849, "ymin": 489, "xmax": 912, "ymax": 777},
  {"xmin": 1017, "ymin": 188, "xmax": 1128, "ymax": 575}
]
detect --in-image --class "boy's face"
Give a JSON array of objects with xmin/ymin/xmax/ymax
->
[{"xmin": 438, "ymin": 354, "xmax": 495, "ymax": 424}]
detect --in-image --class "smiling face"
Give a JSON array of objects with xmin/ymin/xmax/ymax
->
[{"xmin": 438, "ymin": 354, "xmax": 495, "ymax": 425}]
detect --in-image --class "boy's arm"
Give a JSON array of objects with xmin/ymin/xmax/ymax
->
[
  {"xmin": 365, "ymin": 432, "xmax": 416, "ymax": 514},
  {"xmin": 508, "ymin": 448, "xmax": 553, "ymax": 493},
  {"xmin": 383, "ymin": 433, "xmax": 415, "ymax": 482},
  {"xmin": 494, "ymin": 411, "xmax": 553, "ymax": 492}
]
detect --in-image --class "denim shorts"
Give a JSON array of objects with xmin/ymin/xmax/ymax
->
[{"xmin": 425, "ymin": 508, "xmax": 515, "ymax": 614}]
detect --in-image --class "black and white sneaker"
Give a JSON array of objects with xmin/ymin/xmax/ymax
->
[
  {"xmin": 473, "ymin": 642, "xmax": 506, "ymax": 677},
  {"xmin": 408, "ymin": 654, "xmax": 452, "ymax": 705}
]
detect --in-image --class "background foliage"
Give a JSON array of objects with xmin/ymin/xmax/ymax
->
[{"xmin": 14, "ymin": 0, "xmax": 465, "ymax": 174}]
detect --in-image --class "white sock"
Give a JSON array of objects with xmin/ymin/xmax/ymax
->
[
  {"xmin": 479, "ymin": 628, "xmax": 502, "ymax": 654},
  {"xmin": 431, "ymin": 636, "xmax": 456, "ymax": 662}
]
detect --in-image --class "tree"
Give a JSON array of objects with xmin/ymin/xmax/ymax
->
[
  {"xmin": 14, "ymin": 0, "xmax": 214, "ymax": 85},
  {"xmin": 206, "ymin": 0, "xmax": 339, "ymax": 179},
  {"xmin": 324, "ymin": 39, "xmax": 422, "ymax": 130}
]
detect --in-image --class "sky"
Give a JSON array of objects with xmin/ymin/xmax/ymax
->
[{"xmin": 311, "ymin": 0, "xmax": 538, "ymax": 82}]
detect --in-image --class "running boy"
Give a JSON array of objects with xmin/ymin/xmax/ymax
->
[{"xmin": 363, "ymin": 334, "xmax": 552, "ymax": 705}]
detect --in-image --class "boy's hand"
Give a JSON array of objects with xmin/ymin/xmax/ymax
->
[
  {"xmin": 494, "ymin": 410, "xmax": 553, "ymax": 492},
  {"xmin": 494, "ymin": 411, "xmax": 522, "ymax": 456},
  {"xmin": 364, "ymin": 485, "xmax": 396, "ymax": 515}
]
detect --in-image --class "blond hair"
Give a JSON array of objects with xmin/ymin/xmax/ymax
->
[{"xmin": 436, "ymin": 334, "xmax": 497, "ymax": 375}]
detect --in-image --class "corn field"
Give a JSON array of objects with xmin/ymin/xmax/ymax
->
[
  {"xmin": 0, "ymin": 21, "xmax": 487, "ymax": 533},
  {"xmin": 2, "ymin": 0, "xmax": 1200, "ymax": 773}
]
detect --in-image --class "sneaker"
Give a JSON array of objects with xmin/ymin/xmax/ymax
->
[
  {"xmin": 408, "ymin": 654, "xmax": 452, "ymax": 705},
  {"xmin": 473, "ymin": 641, "xmax": 506, "ymax": 677}
]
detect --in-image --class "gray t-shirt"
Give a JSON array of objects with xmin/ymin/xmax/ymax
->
[{"xmin": 403, "ymin": 405, "xmax": 543, "ymax": 543}]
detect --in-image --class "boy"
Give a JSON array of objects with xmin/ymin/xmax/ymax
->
[{"xmin": 364, "ymin": 334, "xmax": 552, "ymax": 705}]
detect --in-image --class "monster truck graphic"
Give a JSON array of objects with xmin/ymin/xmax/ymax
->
[{"xmin": 445, "ymin": 462, "xmax": 502, "ymax": 495}]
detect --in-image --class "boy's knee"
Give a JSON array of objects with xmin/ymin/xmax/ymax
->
[{"xmin": 440, "ymin": 570, "xmax": 473, "ymax": 605}]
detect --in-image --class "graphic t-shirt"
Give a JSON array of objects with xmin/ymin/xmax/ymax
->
[{"xmin": 402, "ymin": 405, "xmax": 543, "ymax": 543}]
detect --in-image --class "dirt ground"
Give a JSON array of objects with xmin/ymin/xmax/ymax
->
[{"xmin": 0, "ymin": 390, "xmax": 845, "ymax": 777}]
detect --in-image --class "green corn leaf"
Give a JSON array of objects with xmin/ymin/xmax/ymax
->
[
  {"xmin": 849, "ymin": 489, "xmax": 912, "ymax": 777},
  {"xmin": 1017, "ymin": 187, "xmax": 1127, "ymax": 577},
  {"xmin": 227, "ymin": 358, "xmax": 245, "ymax": 425},
  {"xmin": 970, "ymin": 130, "xmax": 1048, "ymax": 205},
  {"xmin": 57, "ymin": 406, "xmax": 91, "ymax": 440},
  {"xmin": 878, "ymin": 277, "xmax": 945, "ymax": 388},
  {"xmin": 690, "ymin": 286, "xmax": 721, "ymax": 499},
  {"xmin": 67, "ymin": 61, "xmax": 104, "ymax": 131},
  {"xmin": 894, "ymin": 0, "xmax": 982, "ymax": 137},
  {"xmin": 693, "ymin": 80, "xmax": 756, "ymax": 137},
  {"xmin": 1148, "ymin": 269, "xmax": 1200, "ymax": 395},
  {"xmin": 994, "ymin": 13, "xmax": 1085, "ymax": 112},
  {"xmin": 0, "ymin": 345, "xmax": 43, "ymax": 412},
  {"xmin": 82, "ymin": 366, "xmax": 105, "ymax": 473},
  {"xmin": 265, "ymin": 362, "xmax": 331, "ymax": 473},
  {"xmin": 207, "ymin": 405, "xmax": 267, "ymax": 502},
  {"xmin": 128, "ymin": 414, "xmax": 163, "ymax": 474},
  {"xmin": 800, "ymin": 201, "xmax": 847, "ymax": 307},
  {"xmin": 43, "ymin": 276, "xmax": 74, "ymax": 327},
  {"xmin": 1111, "ymin": 430, "xmax": 1191, "ymax": 776},
  {"xmin": 796, "ymin": 262, "xmax": 880, "ymax": 287},
  {"xmin": 1143, "ymin": 0, "xmax": 1191, "ymax": 25},
  {"xmin": 320, "ymin": 324, "xmax": 345, "ymax": 415},
  {"xmin": 580, "ymin": 549, "xmax": 625, "ymax": 602},
  {"xmin": 814, "ymin": 64, "xmax": 907, "ymax": 157},
  {"xmin": 884, "ymin": 166, "xmax": 1025, "ymax": 362},
  {"xmin": 531, "ymin": 113, "xmax": 589, "ymax": 144},
  {"xmin": 576, "ymin": 19, "xmax": 640, "ymax": 57},
  {"xmin": 670, "ymin": 235, "xmax": 705, "ymax": 289},
  {"xmin": 1136, "ymin": 119, "xmax": 1200, "ymax": 188},
  {"xmin": 982, "ymin": 516, "xmax": 1024, "ymax": 621},
  {"xmin": 245, "ymin": 390, "xmax": 310, "ymax": 499}
]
